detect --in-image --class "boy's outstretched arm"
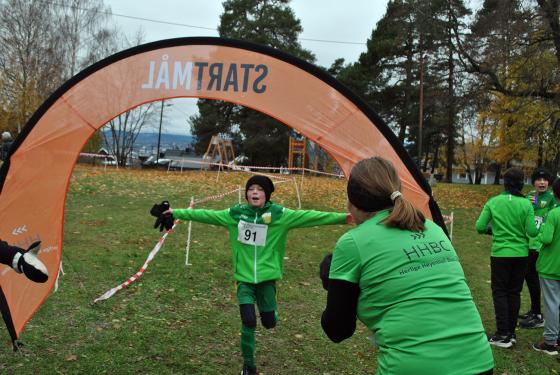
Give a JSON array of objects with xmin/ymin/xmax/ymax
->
[
  {"xmin": 149, "ymin": 200, "xmax": 233, "ymax": 229},
  {"xmin": 170, "ymin": 207, "xmax": 234, "ymax": 227},
  {"xmin": 283, "ymin": 208, "xmax": 351, "ymax": 229}
]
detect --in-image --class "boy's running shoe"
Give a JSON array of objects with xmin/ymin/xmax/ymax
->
[
  {"xmin": 532, "ymin": 341, "xmax": 558, "ymax": 355},
  {"xmin": 241, "ymin": 365, "xmax": 257, "ymax": 375},
  {"xmin": 519, "ymin": 313, "xmax": 544, "ymax": 328},
  {"xmin": 488, "ymin": 334, "xmax": 513, "ymax": 348},
  {"xmin": 519, "ymin": 310, "xmax": 532, "ymax": 319}
]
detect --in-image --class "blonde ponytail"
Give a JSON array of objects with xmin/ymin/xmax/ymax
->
[{"xmin": 383, "ymin": 195, "xmax": 425, "ymax": 231}]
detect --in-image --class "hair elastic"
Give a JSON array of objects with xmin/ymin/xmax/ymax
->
[{"xmin": 390, "ymin": 191, "xmax": 402, "ymax": 202}]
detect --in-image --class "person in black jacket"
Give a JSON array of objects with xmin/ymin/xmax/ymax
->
[{"xmin": 1, "ymin": 131, "xmax": 13, "ymax": 161}]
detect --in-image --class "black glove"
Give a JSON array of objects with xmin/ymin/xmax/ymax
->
[
  {"xmin": 319, "ymin": 253, "xmax": 333, "ymax": 291},
  {"xmin": 11, "ymin": 241, "xmax": 49, "ymax": 283},
  {"xmin": 150, "ymin": 201, "xmax": 174, "ymax": 232},
  {"xmin": 485, "ymin": 225, "xmax": 492, "ymax": 236}
]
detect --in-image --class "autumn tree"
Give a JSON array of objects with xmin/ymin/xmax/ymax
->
[
  {"xmin": 0, "ymin": 0, "xmax": 65, "ymax": 134},
  {"xmin": 457, "ymin": 0, "xmax": 560, "ymax": 102},
  {"xmin": 453, "ymin": 1, "xmax": 560, "ymax": 172},
  {"xmin": 0, "ymin": 0, "xmax": 117, "ymax": 136}
]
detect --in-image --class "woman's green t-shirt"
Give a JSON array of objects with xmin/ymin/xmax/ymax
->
[{"xmin": 330, "ymin": 210, "xmax": 493, "ymax": 375}]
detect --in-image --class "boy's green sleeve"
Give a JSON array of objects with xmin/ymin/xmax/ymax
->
[
  {"xmin": 173, "ymin": 208, "xmax": 233, "ymax": 227},
  {"xmin": 475, "ymin": 204, "xmax": 491, "ymax": 234},
  {"xmin": 538, "ymin": 211, "xmax": 556, "ymax": 245},
  {"xmin": 282, "ymin": 208, "xmax": 348, "ymax": 229}
]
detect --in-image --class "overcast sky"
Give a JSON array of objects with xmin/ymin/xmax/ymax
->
[{"xmin": 103, "ymin": 0, "xmax": 389, "ymax": 134}]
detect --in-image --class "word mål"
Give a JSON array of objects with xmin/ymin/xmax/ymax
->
[{"xmin": 141, "ymin": 55, "xmax": 268, "ymax": 93}]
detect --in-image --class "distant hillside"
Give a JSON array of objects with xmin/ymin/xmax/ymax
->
[
  {"xmin": 102, "ymin": 131, "xmax": 195, "ymax": 149},
  {"xmin": 133, "ymin": 132, "xmax": 194, "ymax": 146}
]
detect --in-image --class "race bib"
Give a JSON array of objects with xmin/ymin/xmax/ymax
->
[
  {"xmin": 535, "ymin": 216, "xmax": 544, "ymax": 229},
  {"xmin": 238, "ymin": 221, "xmax": 268, "ymax": 246}
]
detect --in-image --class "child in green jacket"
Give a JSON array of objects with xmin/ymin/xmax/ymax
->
[
  {"xmin": 159, "ymin": 175, "xmax": 349, "ymax": 375},
  {"xmin": 520, "ymin": 167, "xmax": 556, "ymax": 328},
  {"xmin": 532, "ymin": 177, "xmax": 560, "ymax": 355},
  {"xmin": 476, "ymin": 167, "xmax": 537, "ymax": 348}
]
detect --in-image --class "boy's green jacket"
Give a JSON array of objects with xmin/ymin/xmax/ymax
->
[{"xmin": 173, "ymin": 201, "xmax": 347, "ymax": 283}]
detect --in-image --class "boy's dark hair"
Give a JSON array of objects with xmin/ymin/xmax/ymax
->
[
  {"xmin": 503, "ymin": 167, "xmax": 525, "ymax": 196},
  {"xmin": 245, "ymin": 175, "xmax": 275, "ymax": 202},
  {"xmin": 552, "ymin": 177, "xmax": 560, "ymax": 198},
  {"xmin": 531, "ymin": 167, "xmax": 553, "ymax": 185}
]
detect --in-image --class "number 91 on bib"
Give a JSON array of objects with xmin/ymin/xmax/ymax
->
[{"xmin": 237, "ymin": 221, "xmax": 268, "ymax": 246}]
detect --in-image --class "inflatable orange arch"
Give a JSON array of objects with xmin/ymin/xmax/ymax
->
[{"xmin": 0, "ymin": 37, "xmax": 445, "ymax": 342}]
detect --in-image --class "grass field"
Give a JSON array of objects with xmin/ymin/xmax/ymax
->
[{"xmin": 0, "ymin": 165, "xmax": 558, "ymax": 374}]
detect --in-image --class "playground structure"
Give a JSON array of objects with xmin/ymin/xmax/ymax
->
[
  {"xmin": 288, "ymin": 136, "xmax": 306, "ymax": 169},
  {"xmin": 201, "ymin": 134, "xmax": 236, "ymax": 168}
]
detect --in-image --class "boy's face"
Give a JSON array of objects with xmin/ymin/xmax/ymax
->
[
  {"xmin": 534, "ymin": 178, "xmax": 549, "ymax": 193},
  {"xmin": 247, "ymin": 184, "xmax": 266, "ymax": 208}
]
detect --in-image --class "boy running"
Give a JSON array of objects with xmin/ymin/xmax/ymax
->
[{"xmin": 154, "ymin": 175, "xmax": 350, "ymax": 374}]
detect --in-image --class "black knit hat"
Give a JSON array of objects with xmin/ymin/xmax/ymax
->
[
  {"xmin": 245, "ymin": 175, "xmax": 275, "ymax": 202},
  {"xmin": 531, "ymin": 167, "xmax": 552, "ymax": 185}
]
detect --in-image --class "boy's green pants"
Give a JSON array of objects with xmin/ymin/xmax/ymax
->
[{"xmin": 237, "ymin": 281, "xmax": 278, "ymax": 368}]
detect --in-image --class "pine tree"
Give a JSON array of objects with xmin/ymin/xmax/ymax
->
[{"xmin": 190, "ymin": 0, "xmax": 314, "ymax": 166}]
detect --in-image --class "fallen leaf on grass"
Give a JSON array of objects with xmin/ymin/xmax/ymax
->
[{"xmin": 66, "ymin": 354, "xmax": 77, "ymax": 361}]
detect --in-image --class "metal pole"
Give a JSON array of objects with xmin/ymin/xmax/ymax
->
[
  {"xmin": 156, "ymin": 99, "xmax": 164, "ymax": 165},
  {"xmin": 418, "ymin": 52, "xmax": 424, "ymax": 167}
]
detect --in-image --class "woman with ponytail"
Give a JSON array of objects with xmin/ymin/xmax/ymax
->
[{"xmin": 320, "ymin": 156, "xmax": 493, "ymax": 375}]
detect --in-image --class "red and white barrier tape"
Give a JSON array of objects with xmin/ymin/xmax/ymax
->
[
  {"xmin": 168, "ymin": 158, "xmax": 344, "ymax": 178},
  {"xmin": 79, "ymin": 152, "xmax": 115, "ymax": 159},
  {"xmin": 193, "ymin": 187, "xmax": 244, "ymax": 206},
  {"xmin": 93, "ymin": 219, "xmax": 179, "ymax": 303}
]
